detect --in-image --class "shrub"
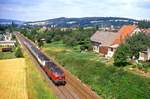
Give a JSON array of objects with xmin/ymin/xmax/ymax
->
[
  {"xmin": 15, "ymin": 47, "xmax": 23, "ymax": 57},
  {"xmin": 114, "ymin": 44, "xmax": 130, "ymax": 66}
]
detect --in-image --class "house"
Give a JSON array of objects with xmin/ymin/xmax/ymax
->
[
  {"xmin": 0, "ymin": 34, "xmax": 4, "ymax": 41},
  {"xmin": 90, "ymin": 31, "xmax": 119, "ymax": 55},
  {"xmin": 106, "ymin": 25, "xmax": 140, "ymax": 58},
  {"xmin": 91, "ymin": 25, "xmax": 140, "ymax": 58},
  {"xmin": 0, "ymin": 41, "xmax": 16, "ymax": 47},
  {"xmin": 4, "ymin": 32, "xmax": 12, "ymax": 41},
  {"xmin": 139, "ymin": 49, "xmax": 150, "ymax": 61},
  {"xmin": 0, "ymin": 32, "xmax": 16, "ymax": 47},
  {"xmin": 141, "ymin": 28, "xmax": 150, "ymax": 34},
  {"xmin": 138, "ymin": 28, "xmax": 150, "ymax": 61}
]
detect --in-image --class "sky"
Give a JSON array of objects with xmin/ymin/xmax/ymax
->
[{"xmin": 0, "ymin": 0, "xmax": 150, "ymax": 21}]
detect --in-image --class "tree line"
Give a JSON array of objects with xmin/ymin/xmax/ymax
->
[
  {"xmin": 20, "ymin": 27, "xmax": 96, "ymax": 51},
  {"xmin": 138, "ymin": 20, "xmax": 150, "ymax": 29}
]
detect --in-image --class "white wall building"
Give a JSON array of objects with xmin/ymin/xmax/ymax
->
[
  {"xmin": 105, "ymin": 25, "xmax": 140, "ymax": 58},
  {"xmin": 0, "ymin": 32, "xmax": 16, "ymax": 47}
]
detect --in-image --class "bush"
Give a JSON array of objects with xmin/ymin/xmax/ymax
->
[
  {"xmin": 15, "ymin": 47, "xmax": 23, "ymax": 57},
  {"xmin": 136, "ymin": 63, "xmax": 144, "ymax": 70},
  {"xmin": 114, "ymin": 44, "xmax": 130, "ymax": 66}
]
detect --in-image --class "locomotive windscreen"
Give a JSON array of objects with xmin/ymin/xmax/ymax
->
[{"xmin": 47, "ymin": 62, "xmax": 63, "ymax": 75}]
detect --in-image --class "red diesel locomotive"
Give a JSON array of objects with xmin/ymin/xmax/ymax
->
[{"xmin": 22, "ymin": 36, "xmax": 65, "ymax": 85}]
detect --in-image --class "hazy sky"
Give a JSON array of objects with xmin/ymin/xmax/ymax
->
[{"xmin": 0, "ymin": 0, "xmax": 150, "ymax": 21}]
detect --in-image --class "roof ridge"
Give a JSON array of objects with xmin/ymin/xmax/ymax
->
[{"xmin": 111, "ymin": 25, "xmax": 137, "ymax": 45}]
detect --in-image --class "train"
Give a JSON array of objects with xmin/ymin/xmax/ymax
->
[{"xmin": 22, "ymin": 36, "xmax": 66, "ymax": 85}]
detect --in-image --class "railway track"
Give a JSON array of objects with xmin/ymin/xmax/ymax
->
[{"xmin": 16, "ymin": 33, "xmax": 101, "ymax": 99}]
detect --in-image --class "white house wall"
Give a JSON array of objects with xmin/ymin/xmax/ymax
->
[
  {"xmin": 93, "ymin": 45, "xmax": 100, "ymax": 53},
  {"xmin": 138, "ymin": 52, "xmax": 145, "ymax": 61},
  {"xmin": 148, "ymin": 48, "xmax": 150, "ymax": 60},
  {"xmin": 130, "ymin": 28, "xmax": 141, "ymax": 36},
  {"xmin": 105, "ymin": 48, "xmax": 114, "ymax": 58}
]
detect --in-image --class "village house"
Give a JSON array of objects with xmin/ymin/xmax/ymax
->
[
  {"xmin": 138, "ymin": 28, "xmax": 150, "ymax": 61},
  {"xmin": 90, "ymin": 31, "xmax": 118, "ymax": 55},
  {"xmin": 106, "ymin": 25, "xmax": 140, "ymax": 58},
  {"xmin": 91, "ymin": 25, "xmax": 140, "ymax": 58},
  {"xmin": 0, "ymin": 32, "xmax": 16, "ymax": 47},
  {"xmin": 0, "ymin": 41, "xmax": 16, "ymax": 47}
]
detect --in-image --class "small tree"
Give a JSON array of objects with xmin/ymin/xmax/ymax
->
[
  {"xmin": 37, "ymin": 39, "xmax": 44, "ymax": 47},
  {"xmin": 126, "ymin": 33, "xmax": 150, "ymax": 59},
  {"xmin": 114, "ymin": 44, "xmax": 130, "ymax": 66},
  {"xmin": 15, "ymin": 47, "xmax": 23, "ymax": 57},
  {"xmin": 138, "ymin": 20, "xmax": 150, "ymax": 29}
]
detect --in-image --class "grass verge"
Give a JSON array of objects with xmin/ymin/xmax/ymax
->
[
  {"xmin": 23, "ymin": 46, "xmax": 56, "ymax": 99},
  {"xmin": 0, "ymin": 51, "xmax": 16, "ymax": 59},
  {"xmin": 0, "ymin": 47, "xmax": 16, "ymax": 59},
  {"xmin": 0, "ymin": 46, "xmax": 23, "ymax": 59},
  {"xmin": 43, "ymin": 42, "xmax": 150, "ymax": 99}
]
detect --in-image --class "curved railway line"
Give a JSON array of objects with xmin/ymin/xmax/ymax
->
[{"xmin": 16, "ymin": 33, "xmax": 101, "ymax": 99}]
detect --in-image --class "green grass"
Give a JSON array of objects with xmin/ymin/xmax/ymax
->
[
  {"xmin": 43, "ymin": 42, "xmax": 150, "ymax": 99},
  {"xmin": 23, "ymin": 46, "xmax": 56, "ymax": 99},
  {"xmin": 0, "ymin": 47, "xmax": 16, "ymax": 59}
]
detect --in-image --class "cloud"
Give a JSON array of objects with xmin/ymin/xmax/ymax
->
[
  {"xmin": 135, "ymin": 0, "xmax": 150, "ymax": 9},
  {"xmin": 0, "ymin": 0, "xmax": 41, "ymax": 6},
  {"xmin": 0, "ymin": 0, "xmax": 150, "ymax": 21}
]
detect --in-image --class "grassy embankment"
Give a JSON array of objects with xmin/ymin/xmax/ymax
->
[
  {"xmin": 0, "ymin": 47, "xmax": 16, "ymax": 59},
  {"xmin": 43, "ymin": 41, "xmax": 150, "ymax": 99},
  {"xmin": 23, "ymin": 46, "xmax": 56, "ymax": 99}
]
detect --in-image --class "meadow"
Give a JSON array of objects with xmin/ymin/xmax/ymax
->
[{"xmin": 43, "ymin": 42, "xmax": 150, "ymax": 99}]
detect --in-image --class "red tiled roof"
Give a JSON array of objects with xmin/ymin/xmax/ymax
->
[
  {"xmin": 142, "ymin": 28, "xmax": 150, "ymax": 34},
  {"xmin": 112, "ymin": 25, "xmax": 137, "ymax": 45}
]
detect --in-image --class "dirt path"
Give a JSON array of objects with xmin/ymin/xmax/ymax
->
[
  {"xmin": 0, "ymin": 58, "xmax": 28, "ymax": 99},
  {"xmin": 129, "ymin": 67, "xmax": 150, "ymax": 78}
]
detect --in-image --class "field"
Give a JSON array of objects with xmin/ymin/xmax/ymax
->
[
  {"xmin": 43, "ymin": 42, "xmax": 150, "ymax": 99},
  {"xmin": 0, "ymin": 58, "xmax": 28, "ymax": 99},
  {"xmin": 0, "ymin": 49, "xmax": 56, "ymax": 99}
]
